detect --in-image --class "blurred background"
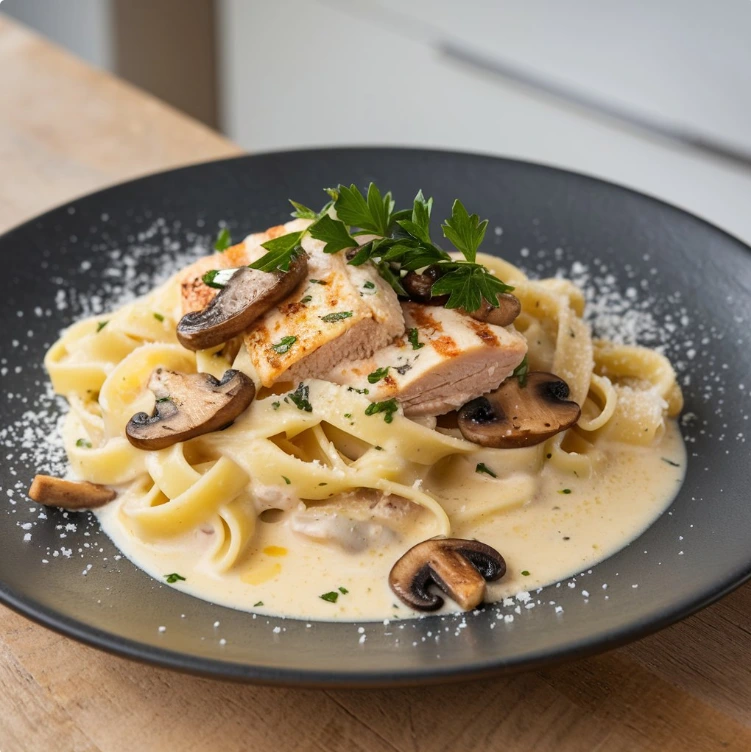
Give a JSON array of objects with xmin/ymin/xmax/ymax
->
[{"xmin": 3, "ymin": 0, "xmax": 751, "ymax": 240}]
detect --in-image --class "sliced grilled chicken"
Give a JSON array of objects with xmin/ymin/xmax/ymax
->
[
  {"xmin": 327, "ymin": 302, "xmax": 528, "ymax": 416},
  {"xmin": 179, "ymin": 220, "xmax": 405, "ymax": 386}
]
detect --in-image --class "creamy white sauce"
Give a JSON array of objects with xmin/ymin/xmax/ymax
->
[{"xmin": 96, "ymin": 421, "xmax": 685, "ymax": 621}]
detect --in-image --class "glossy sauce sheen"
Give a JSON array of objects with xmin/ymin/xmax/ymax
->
[{"xmin": 97, "ymin": 422, "xmax": 686, "ymax": 621}]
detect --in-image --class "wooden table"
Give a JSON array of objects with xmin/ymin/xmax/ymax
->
[{"xmin": 1, "ymin": 16, "xmax": 749, "ymax": 752}]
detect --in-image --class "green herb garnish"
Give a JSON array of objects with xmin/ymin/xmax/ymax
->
[
  {"xmin": 202, "ymin": 269, "xmax": 225, "ymax": 289},
  {"xmin": 300, "ymin": 295, "xmax": 312, "ymax": 304},
  {"xmin": 271, "ymin": 335, "xmax": 297, "ymax": 354},
  {"xmin": 521, "ymin": 570, "xmax": 530, "ymax": 577},
  {"xmin": 338, "ymin": 586, "xmax": 349, "ymax": 594},
  {"xmin": 364, "ymin": 398, "xmax": 399, "ymax": 424},
  {"xmin": 559, "ymin": 488, "xmax": 572, "ymax": 495},
  {"xmin": 309, "ymin": 278, "xmax": 326, "ymax": 285},
  {"xmin": 156, "ymin": 396, "xmax": 172, "ymax": 404},
  {"xmin": 287, "ymin": 382, "xmax": 312, "ymax": 412},
  {"xmin": 347, "ymin": 386, "xmax": 369, "ymax": 395},
  {"xmin": 282, "ymin": 475, "xmax": 291, "ymax": 485},
  {"xmin": 363, "ymin": 280, "xmax": 375, "ymax": 289},
  {"xmin": 407, "ymin": 328, "xmax": 424, "ymax": 350},
  {"xmin": 165, "ymin": 573, "xmax": 186, "ymax": 584},
  {"xmin": 367, "ymin": 367, "xmax": 390, "ymax": 384},
  {"xmin": 253, "ymin": 600, "xmax": 264, "ymax": 607},
  {"xmin": 75, "ymin": 438, "xmax": 92, "ymax": 448},
  {"xmin": 320, "ymin": 591, "xmax": 339, "ymax": 603},
  {"xmin": 308, "ymin": 213, "xmax": 357, "ymax": 254},
  {"xmin": 661, "ymin": 457, "xmax": 680, "ymax": 467},
  {"xmin": 272, "ymin": 401, "xmax": 281, "ymax": 410},
  {"xmin": 214, "ymin": 227, "xmax": 232, "ymax": 252},
  {"xmin": 344, "ymin": 413, "xmax": 352, "ymax": 419},
  {"xmin": 96, "ymin": 320, "xmax": 108, "ymax": 333},
  {"xmin": 251, "ymin": 231, "xmax": 306, "ymax": 273},
  {"xmin": 320, "ymin": 311, "xmax": 353, "ymax": 323},
  {"xmin": 153, "ymin": 312, "xmax": 165, "ymax": 322},
  {"xmin": 476, "ymin": 462, "xmax": 497, "ymax": 478},
  {"xmin": 512, "ymin": 355, "xmax": 529, "ymax": 387}
]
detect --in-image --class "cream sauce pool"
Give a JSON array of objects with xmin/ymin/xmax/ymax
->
[{"xmin": 96, "ymin": 421, "xmax": 686, "ymax": 621}]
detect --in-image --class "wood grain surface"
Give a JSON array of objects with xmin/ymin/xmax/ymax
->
[{"xmin": 0, "ymin": 14, "xmax": 749, "ymax": 752}]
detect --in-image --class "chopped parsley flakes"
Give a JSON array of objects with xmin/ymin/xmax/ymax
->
[
  {"xmin": 75, "ymin": 438, "xmax": 92, "ymax": 448},
  {"xmin": 253, "ymin": 600, "xmax": 264, "ymax": 607},
  {"xmin": 282, "ymin": 475, "xmax": 291, "ymax": 485},
  {"xmin": 286, "ymin": 382, "xmax": 313, "ymax": 412},
  {"xmin": 407, "ymin": 327, "xmax": 424, "ymax": 350},
  {"xmin": 320, "ymin": 311, "xmax": 353, "ymax": 323},
  {"xmin": 475, "ymin": 462, "xmax": 497, "ymax": 478},
  {"xmin": 164, "ymin": 573, "xmax": 186, "ymax": 584},
  {"xmin": 559, "ymin": 488, "xmax": 572, "ymax": 494},
  {"xmin": 367, "ymin": 366, "xmax": 390, "ymax": 384},
  {"xmin": 271, "ymin": 335, "xmax": 297, "ymax": 354},
  {"xmin": 96, "ymin": 320, "xmax": 108, "ymax": 333},
  {"xmin": 364, "ymin": 398, "xmax": 399, "ymax": 423},
  {"xmin": 320, "ymin": 591, "xmax": 339, "ymax": 603},
  {"xmin": 153, "ymin": 312, "xmax": 165, "ymax": 322}
]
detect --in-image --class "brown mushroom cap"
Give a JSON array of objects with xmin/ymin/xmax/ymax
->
[
  {"xmin": 457, "ymin": 371, "xmax": 581, "ymax": 449},
  {"xmin": 402, "ymin": 265, "xmax": 449, "ymax": 306},
  {"xmin": 28, "ymin": 475, "xmax": 116, "ymax": 510},
  {"xmin": 389, "ymin": 537, "xmax": 506, "ymax": 611},
  {"xmin": 177, "ymin": 253, "xmax": 308, "ymax": 351},
  {"xmin": 126, "ymin": 368, "xmax": 255, "ymax": 450},
  {"xmin": 465, "ymin": 292, "xmax": 521, "ymax": 327}
]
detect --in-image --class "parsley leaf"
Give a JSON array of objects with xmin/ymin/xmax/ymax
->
[
  {"xmin": 165, "ymin": 573, "xmax": 186, "ymax": 584},
  {"xmin": 338, "ymin": 586, "xmax": 349, "ymax": 594},
  {"xmin": 300, "ymin": 295, "xmax": 312, "ymax": 304},
  {"xmin": 320, "ymin": 311, "xmax": 353, "ymax": 323},
  {"xmin": 430, "ymin": 264, "xmax": 512, "ymax": 310},
  {"xmin": 287, "ymin": 382, "xmax": 312, "ymax": 412},
  {"xmin": 214, "ymin": 227, "xmax": 232, "ymax": 252},
  {"xmin": 202, "ymin": 268, "xmax": 237, "ymax": 289},
  {"xmin": 251, "ymin": 231, "xmax": 305, "ymax": 272},
  {"xmin": 272, "ymin": 401, "xmax": 280, "ymax": 410},
  {"xmin": 441, "ymin": 199, "xmax": 488, "ymax": 263},
  {"xmin": 364, "ymin": 398, "xmax": 399, "ymax": 423},
  {"xmin": 320, "ymin": 591, "xmax": 339, "ymax": 603},
  {"xmin": 288, "ymin": 199, "xmax": 318, "ymax": 220},
  {"xmin": 367, "ymin": 367, "xmax": 390, "ymax": 384},
  {"xmin": 335, "ymin": 183, "xmax": 395, "ymax": 236},
  {"xmin": 253, "ymin": 600, "xmax": 264, "ymax": 607},
  {"xmin": 76, "ymin": 438, "xmax": 92, "ymax": 448},
  {"xmin": 407, "ymin": 328, "xmax": 424, "ymax": 350},
  {"xmin": 282, "ymin": 475, "xmax": 291, "ymax": 485},
  {"xmin": 271, "ymin": 335, "xmax": 297, "ymax": 354},
  {"xmin": 308, "ymin": 214, "xmax": 357, "ymax": 254},
  {"xmin": 96, "ymin": 320, "xmax": 108, "ymax": 333},
  {"xmin": 512, "ymin": 355, "xmax": 529, "ymax": 387},
  {"xmin": 396, "ymin": 190, "xmax": 434, "ymax": 245},
  {"xmin": 153, "ymin": 312, "xmax": 165, "ymax": 322},
  {"xmin": 476, "ymin": 462, "xmax": 497, "ymax": 478},
  {"xmin": 521, "ymin": 570, "xmax": 530, "ymax": 577}
]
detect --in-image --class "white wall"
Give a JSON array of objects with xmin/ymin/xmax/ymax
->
[
  {"xmin": 1, "ymin": 0, "xmax": 113, "ymax": 69},
  {"xmin": 218, "ymin": 0, "xmax": 751, "ymax": 243}
]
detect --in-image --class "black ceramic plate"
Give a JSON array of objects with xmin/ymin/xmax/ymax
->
[{"xmin": 1, "ymin": 148, "xmax": 750, "ymax": 687}]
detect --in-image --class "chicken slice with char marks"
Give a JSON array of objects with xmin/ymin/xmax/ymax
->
[{"xmin": 327, "ymin": 302, "xmax": 527, "ymax": 416}]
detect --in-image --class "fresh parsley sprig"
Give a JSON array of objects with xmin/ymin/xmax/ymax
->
[{"xmin": 201, "ymin": 183, "xmax": 514, "ymax": 314}]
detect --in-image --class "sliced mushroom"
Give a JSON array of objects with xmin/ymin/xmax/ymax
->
[
  {"xmin": 29, "ymin": 475, "xmax": 116, "ymax": 510},
  {"xmin": 389, "ymin": 537, "xmax": 506, "ymax": 611},
  {"xmin": 458, "ymin": 371, "xmax": 581, "ymax": 448},
  {"xmin": 126, "ymin": 368, "xmax": 255, "ymax": 450},
  {"xmin": 465, "ymin": 292, "xmax": 521, "ymax": 327},
  {"xmin": 177, "ymin": 254, "xmax": 308, "ymax": 351},
  {"xmin": 402, "ymin": 265, "xmax": 449, "ymax": 306}
]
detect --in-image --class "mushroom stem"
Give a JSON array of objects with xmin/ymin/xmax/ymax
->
[
  {"xmin": 29, "ymin": 475, "xmax": 116, "ymax": 510},
  {"xmin": 389, "ymin": 537, "xmax": 506, "ymax": 612}
]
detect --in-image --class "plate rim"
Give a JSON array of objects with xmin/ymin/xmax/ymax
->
[{"xmin": 2, "ymin": 146, "xmax": 750, "ymax": 687}]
